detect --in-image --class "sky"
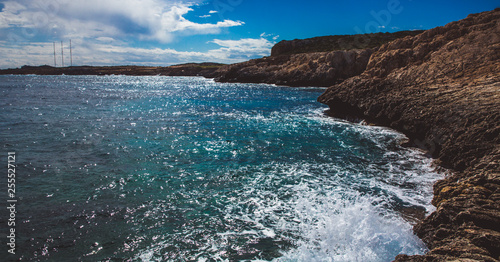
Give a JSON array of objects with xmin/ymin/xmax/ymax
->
[{"xmin": 0, "ymin": 0, "xmax": 498, "ymax": 69}]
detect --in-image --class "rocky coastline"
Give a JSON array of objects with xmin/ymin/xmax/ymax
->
[
  {"xmin": 2, "ymin": 8, "xmax": 499, "ymax": 261},
  {"xmin": 214, "ymin": 31, "xmax": 422, "ymax": 87},
  {"xmin": 317, "ymin": 9, "xmax": 500, "ymax": 261},
  {"xmin": 214, "ymin": 49, "xmax": 374, "ymax": 87},
  {"xmin": 216, "ymin": 8, "xmax": 500, "ymax": 261}
]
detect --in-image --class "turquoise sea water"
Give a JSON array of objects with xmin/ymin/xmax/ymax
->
[{"xmin": 0, "ymin": 75, "xmax": 442, "ymax": 261}]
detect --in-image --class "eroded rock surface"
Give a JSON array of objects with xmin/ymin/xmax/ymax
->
[
  {"xmin": 214, "ymin": 49, "xmax": 374, "ymax": 87},
  {"xmin": 318, "ymin": 9, "xmax": 500, "ymax": 261},
  {"xmin": 214, "ymin": 31, "xmax": 426, "ymax": 87}
]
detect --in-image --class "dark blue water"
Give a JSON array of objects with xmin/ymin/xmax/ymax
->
[{"xmin": 0, "ymin": 75, "xmax": 442, "ymax": 261}]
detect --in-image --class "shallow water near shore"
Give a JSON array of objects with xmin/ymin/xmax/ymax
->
[{"xmin": 0, "ymin": 75, "xmax": 443, "ymax": 261}]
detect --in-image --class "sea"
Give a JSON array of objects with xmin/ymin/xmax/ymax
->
[{"xmin": 0, "ymin": 75, "xmax": 444, "ymax": 261}]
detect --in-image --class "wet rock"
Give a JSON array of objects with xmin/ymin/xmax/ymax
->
[{"xmin": 317, "ymin": 8, "xmax": 500, "ymax": 261}]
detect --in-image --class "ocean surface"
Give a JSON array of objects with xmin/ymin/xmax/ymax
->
[{"xmin": 0, "ymin": 75, "xmax": 443, "ymax": 261}]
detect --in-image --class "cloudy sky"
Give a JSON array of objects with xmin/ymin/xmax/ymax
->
[{"xmin": 0, "ymin": 0, "xmax": 498, "ymax": 68}]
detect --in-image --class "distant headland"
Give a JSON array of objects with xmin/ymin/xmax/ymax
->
[{"xmin": 0, "ymin": 63, "xmax": 225, "ymax": 78}]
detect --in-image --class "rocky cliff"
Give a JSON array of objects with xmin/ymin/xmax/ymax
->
[
  {"xmin": 214, "ymin": 49, "xmax": 373, "ymax": 87},
  {"xmin": 318, "ymin": 9, "xmax": 500, "ymax": 261},
  {"xmin": 270, "ymin": 31, "xmax": 423, "ymax": 56},
  {"xmin": 214, "ymin": 31, "xmax": 424, "ymax": 87}
]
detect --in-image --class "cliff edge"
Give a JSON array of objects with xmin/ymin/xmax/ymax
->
[
  {"xmin": 270, "ymin": 31, "xmax": 423, "ymax": 56},
  {"xmin": 214, "ymin": 49, "xmax": 373, "ymax": 87},
  {"xmin": 214, "ymin": 31, "xmax": 422, "ymax": 87},
  {"xmin": 318, "ymin": 9, "xmax": 500, "ymax": 261}
]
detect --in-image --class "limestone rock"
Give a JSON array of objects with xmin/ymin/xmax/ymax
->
[
  {"xmin": 214, "ymin": 49, "xmax": 373, "ymax": 87},
  {"xmin": 318, "ymin": 8, "xmax": 500, "ymax": 261}
]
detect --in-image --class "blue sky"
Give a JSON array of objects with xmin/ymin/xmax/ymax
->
[{"xmin": 0, "ymin": 0, "xmax": 498, "ymax": 68}]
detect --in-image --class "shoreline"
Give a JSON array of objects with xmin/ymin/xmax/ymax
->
[
  {"xmin": 2, "ymin": 8, "xmax": 498, "ymax": 261},
  {"xmin": 2, "ymin": 72, "xmax": 469, "ymax": 259},
  {"xmin": 213, "ymin": 8, "xmax": 499, "ymax": 261},
  {"xmin": 318, "ymin": 9, "xmax": 500, "ymax": 261},
  {"xmin": 2, "ymin": 70, "xmax": 496, "ymax": 260}
]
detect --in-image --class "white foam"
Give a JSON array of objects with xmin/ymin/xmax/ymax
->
[{"xmin": 274, "ymin": 185, "xmax": 427, "ymax": 261}]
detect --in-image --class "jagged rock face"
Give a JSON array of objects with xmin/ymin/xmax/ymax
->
[
  {"xmin": 214, "ymin": 31, "xmax": 427, "ymax": 87},
  {"xmin": 318, "ymin": 9, "xmax": 500, "ymax": 261},
  {"xmin": 214, "ymin": 49, "xmax": 373, "ymax": 87},
  {"xmin": 319, "ymin": 9, "xmax": 500, "ymax": 171}
]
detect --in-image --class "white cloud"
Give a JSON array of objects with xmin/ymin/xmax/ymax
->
[
  {"xmin": 0, "ymin": 1, "xmax": 277, "ymax": 69},
  {"xmin": 95, "ymin": 37, "xmax": 117, "ymax": 43},
  {"xmin": 0, "ymin": 0, "xmax": 243, "ymax": 43},
  {"xmin": 0, "ymin": 2, "xmax": 26, "ymax": 28},
  {"xmin": 260, "ymin": 32, "xmax": 280, "ymax": 41},
  {"xmin": 209, "ymin": 10, "xmax": 218, "ymax": 14},
  {"xmin": 208, "ymin": 37, "xmax": 275, "ymax": 60},
  {"xmin": 0, "ymin": 36, "xmax": 276, "ymax": 68},
  {"xmin": 211, "ymin": 38, "xmax": 273, "ymax": 54}
]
